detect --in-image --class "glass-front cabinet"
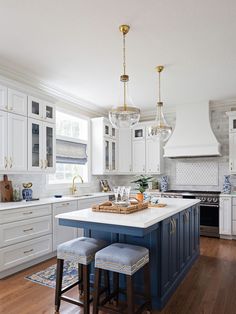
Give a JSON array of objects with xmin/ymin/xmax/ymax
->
[
  {"xmin": 104, "ymin": 139, "xmax": 117, "ymax": 172},
  {"xmin": 28, "ymin": 118, "xmax": 55, "ymax": 172},
  {"xmin": 28, "ymin": 96, "xmax": 55, "ymax": 123}
]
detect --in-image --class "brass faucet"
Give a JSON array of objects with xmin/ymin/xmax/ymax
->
[{"xmin": 71, "ymin": 175, "xmax": 84, "ymax": 195}]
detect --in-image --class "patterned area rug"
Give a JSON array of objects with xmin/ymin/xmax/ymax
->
[{"xmin": 25, "ymin": 261, "xmax": 78, "ymax": 289}]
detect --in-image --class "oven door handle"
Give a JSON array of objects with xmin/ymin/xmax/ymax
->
[{"xmin": 200, "ymin": 204, "xmax": 219, "ymax": 208}]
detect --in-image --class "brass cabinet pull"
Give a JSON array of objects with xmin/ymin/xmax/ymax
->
[
  {"xmin": 23, "ymin": 248, "xmax": 34, "ymax": 254},
  {"xmin": 44, "ymin": 159, "xmax": 48, "ymax": 169},
  {"xmin": 9, "ymin": 157, "xmax": 13, "ymax": 168},
  {"xmin": 23, "ymin": 227, "xmax": 33, "ymax": 232},
  {"xmin": 170, "ymin": 218, "xmax": 174, "ymax": 235},
  {"xmin": 40, "ymin": 159, "xmax": 44, "ymax": 169},
  {"xmin": 4, "ymin": 156, "xmax": 8, "ymax": 169},
  {"xmin": 61, "ymin": 202, "xmax": 70, "ymax": 206}
]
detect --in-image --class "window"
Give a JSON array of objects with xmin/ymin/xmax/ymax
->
[{"xmin": 49, "ymin": 110, "xmax": 90, "ymax": 184}]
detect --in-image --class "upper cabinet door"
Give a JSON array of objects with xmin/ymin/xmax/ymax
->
[
  {"xmin": 28, "ymin": 96, "xmax": 43, "ymax": 120},
  {"xmin": 132, "ymin": 140, "xmax": 146, "ymax": 173},
  {"xmin": 146, "ymin": 137, "xmax": 161, "ymax": 174},
  {"xmin": 43, "ymin": 102, "xmax": 55, "ymax": 123},
  {"xmin": 229, "ymin": 116, "xmax": 236, "ymax": 133},
  {"xmin": 8, "ymin": 89, "xmax": 27, "ymax": 116},
  {"xmin": 0, "ymin": 110, "xmax": 8, "ymax": 171},
  {"xmin": 0, "ymin": 85, "xmax": 7, "ymax": 111},
  {"xmin": 28, "ymin": 118, "xmax": 43, "ymax": 172},
  {"xmin": 8, "ymin": 113, "xmax": 27, "ymax": 171},
  {"xmin": 43, "ymin": 122, "xmax": 56, "ymax": 173}
]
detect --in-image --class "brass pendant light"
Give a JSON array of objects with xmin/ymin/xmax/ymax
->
[
  {"xmin": 148, "ymin": 66, "xmax": 172, "ymax": 141},
  {"xmin": 109, "ymin": 25, "xmax": 140, "ymax": 129}
]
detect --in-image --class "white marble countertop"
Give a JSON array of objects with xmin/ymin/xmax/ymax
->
[
  {"xmin": 220, "ymin": 193, "xmax": 236, "ymax": 197},
  {"xmin": 0, "ymin": 192, "xmax": 113, "ymax": 211},
  {"xmin": 56, "ymin": 198, "xmax": 200, "ymax": 229}
]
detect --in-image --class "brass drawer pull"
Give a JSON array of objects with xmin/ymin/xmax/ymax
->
[{"xmin": 22, "ymin": 211, "xmax": 33, "ymax": 215}]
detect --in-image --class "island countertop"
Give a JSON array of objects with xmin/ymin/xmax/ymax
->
[{"xmin": 56, "ymin": 198, "xmax": 200, "ymax": 229}]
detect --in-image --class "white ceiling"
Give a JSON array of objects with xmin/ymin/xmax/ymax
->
[{"xmin": 0, "ymin": 0, "xmax": 236, "ymax": 113}]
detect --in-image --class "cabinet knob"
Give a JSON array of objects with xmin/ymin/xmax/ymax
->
[{"xmin": 44, "ymin": 159, "xmax": 48, "ymax": 169}]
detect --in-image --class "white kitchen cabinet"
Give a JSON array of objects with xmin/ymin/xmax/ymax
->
[
  {"xmin": 132, "ymin": 140, "xmax": 146, "ymax": 173},
  {"xmin": 229, "ymin": 133, "xmax": 236, "ymax": 174},
  {"xmin": 0, "ymin": 111, "xmax": 27, "ymax": 172},
  {"xmin": 118, "ymin": 128, "xmax": 132, "ymax": 173},
  {"xmin": 92, "ymin": 117, "xmax": 118, "ymax": 174},
  {"xmin": 219, "ymin": 196, "xmax": 232, "ymax": 235},
  {"xmin": 28, "ymin": 96, "xmax": 55, "ymax": 123},
  {"xmin": 8, "ymin": 113, "xmax": 27, "ymax": 171},
  {"xmin": 0, "ymin": 110, "xmax": 7, "ymax": 170},
  {"xmin": 52, "ymin": 201, "xmax": 78, "ymax": 251},
  {"xmin": 28, "ymin": 118, "xmax": 56, "ymax": 172},
  {"xmin": 0, "ymin": 84, "xmax": 7, "ymax": 111},
  {"xmin": 146, "ymin": 136, "xmax": 163, "ymax": 174},
  {"xmin": 8, "ymin": 88, "xmax": 27, "ymax": 116}
]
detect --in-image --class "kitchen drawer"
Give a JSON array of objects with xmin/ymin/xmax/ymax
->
[
  {"xmin": 233, "ymin": 205, "xmax": 236, "ymax": 220},
  {"xmin": 0, "ymin": 215, "xmax": 52, "ymax": 248},
  {"xmin": 0, "ymin": 204, "xmax": 52, "ymax": 224},
  {"xmin": 232, "ymin": 221, "xmax": 236, "ymax": 235},
  {"xmin": 78, "ymin": 196, "xmax": 109, "ymax": 210},
  {"xmin": 53, "ymin": 200, "xmax": 77, "ymax": 211},
  {"xmin": 0, "ymin": 234, "xmax": 52, "ymax": 271}
]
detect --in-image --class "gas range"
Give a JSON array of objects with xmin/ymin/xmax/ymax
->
[{"xmin": 162, "ymin": 190, "xmax": 221, "ymax": 205}]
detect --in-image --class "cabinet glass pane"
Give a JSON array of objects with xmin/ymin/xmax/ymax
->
[
  {"xmin": 46, "ymin": 106, "xmax": 53, "ymax": 119},
  {"xmin": 46, "ymin": 126, "xmax": 53, "ymax": 168},
  {"xmin": 112, "ymin": 142, "xmax": 116, "ymax": 170},
  {"xmin": 105, "ymin": 125, "xmax": 109, "ymax": 136},
  {"xmin": 233, "ymin": 119, "xmax": 236, "ymax": 129},
  {"xmin": 135, "ymin": 129, "xmax": 143, "ymax": 138},
  {"xmin": 112, "ymin": 128, "xmax": 116, "ymax": 137},
  {"xmin": 105, "ymin": 140, "xmax": 109, "ymax": 170},
  {"xmin": 32, "ymin": 101, "xmax": 40, "ymax": 115},
  {"xmin": 32, "ymin": 123, "xmax": 40, "ymax": 167}
]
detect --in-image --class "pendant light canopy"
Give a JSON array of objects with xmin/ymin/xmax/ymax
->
[
  {"xmin": 148, "ymin": 66, "xmax": 172, "ymax": 141},
  {"xmin": 109, "ymin": 25, "xmax": 140, "ymax": 129}
]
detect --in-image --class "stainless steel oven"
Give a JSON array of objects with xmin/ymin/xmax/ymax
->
[{"xmin": 162, "ymin": 190, "xmax": 220, "ymax": 238}]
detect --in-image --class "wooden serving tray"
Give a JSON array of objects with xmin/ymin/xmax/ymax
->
[{"xmin": 92, "ymin": 202, "xmax": 149, "ymax": 214}]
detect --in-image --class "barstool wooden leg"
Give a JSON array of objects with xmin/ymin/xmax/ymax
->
[
  {"xmin": 144, "ymin": 263, "xmax": 152, "ymax": 312},
  {"xmin": 83, "ymin": 264, "xmax": 90, "ymax": 314},
  {"xmin": 126, "ymin": 275, "xmax": 134, "ymax": 314},
  {"xmin": 55, "ymin": 259, "xmax": 64, "ymax": 312},
  {"xmin": 78, "ymin": 263, "xmax": 83, "ymax": 295},
  {"xmin": 93, "ymin": 268, "xmax": 101, "ymax": 314},
  {"xmin": 104, "ymin": 270, "xmax": 110, "ymax": 299}
]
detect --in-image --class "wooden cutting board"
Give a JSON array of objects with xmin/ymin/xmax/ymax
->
[{"xmin": 0, "ymin": 175, "xmax": 13, "ymax": 202}]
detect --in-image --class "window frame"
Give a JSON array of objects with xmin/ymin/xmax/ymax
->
[{"xmin": 46, "ymin": 107, "xmax": 91, "ymax": 189}]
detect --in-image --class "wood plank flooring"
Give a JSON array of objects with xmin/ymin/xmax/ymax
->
[{"xmin": 1, "ymin": 237, "xmax": 236, "ymax": 314}]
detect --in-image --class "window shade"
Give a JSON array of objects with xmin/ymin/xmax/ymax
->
[{"xmin": 56, "ymin": 139, "xmax": 87, "ymax": 165}]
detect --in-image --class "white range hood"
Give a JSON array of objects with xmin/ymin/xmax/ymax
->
[{"xmin": 164, "ymin": 102, "xmax": 221, "ymax": 158}]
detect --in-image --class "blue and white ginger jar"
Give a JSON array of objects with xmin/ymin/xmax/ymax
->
[
  {"xmin": 223, "ymin": 175, "xmax": 231, "ymax": 194},
  {"xmin": 160, "ymin": 176, "xmax": 168, "ymax": 192}
]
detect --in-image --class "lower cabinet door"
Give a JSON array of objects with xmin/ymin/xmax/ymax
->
[
  {"xmin": 0, "ymin": 234, "xmax": 52, "ymax": 271},
  {"xmin": 53, "ymin": 201, "xmax": 78, "ymax": 251},
  {"xmin": 161, "ymin": 213, "xmax": 180, "ymax": 296}
]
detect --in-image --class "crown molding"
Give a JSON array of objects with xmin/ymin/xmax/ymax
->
[{"xmin": 0, "ymin": 62, "xmax": 107, "ymax": 117}]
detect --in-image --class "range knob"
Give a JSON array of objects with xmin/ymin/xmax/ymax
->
[
  {"xmin": 207, "ymin": 197, "xmax": 212, "ymax": 203},
  {"xmin": 212, "ymin": 197, "xmax": 218, "ymax": 203},
  {"xmin": 201, "ymin": 197, "xmax": 206, "ymax": 202}
]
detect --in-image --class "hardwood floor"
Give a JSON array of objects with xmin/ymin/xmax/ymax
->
[{"xmin": 1, "ymin": 237, "xmax": 236, "ymax": 314}]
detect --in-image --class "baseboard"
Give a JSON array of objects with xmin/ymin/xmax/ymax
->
[{"xmin": 0, "ymin": 252, "xmax": 56, "ymax": 279}]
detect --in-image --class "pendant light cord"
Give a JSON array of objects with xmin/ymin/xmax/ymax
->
[
  {"xmin": 123, "ymin": 33, "xmax": 127, "ymax": 110},
  {"xmin": 158, "ymin": 70, "xmax": 161, "ymax": 103}
]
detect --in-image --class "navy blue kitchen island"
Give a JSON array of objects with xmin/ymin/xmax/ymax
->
[{"xmin": 57, "ymin": 198, "xmax": 200, "ymax": 310}]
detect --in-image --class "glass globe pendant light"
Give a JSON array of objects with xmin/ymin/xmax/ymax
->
[
  {"xmin": 109, "ymin": 25, "xmax": 140, "ymax": 129},
  {"xmin": 148, "ymin": 66, "xmax": 172, "ymax": 141}
]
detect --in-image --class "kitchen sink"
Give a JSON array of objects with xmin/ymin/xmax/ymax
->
[{"xmin": 69, "ymin": 194, "xmax": 94, "ymax": 198}]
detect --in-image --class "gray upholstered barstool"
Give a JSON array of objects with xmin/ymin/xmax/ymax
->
[
  {"xmin": 55, "ymin": 237, "xmax": 108, "ymax": 314},
  {"xmin": 93, "ymin": 243, "xmax": 152, "ymax": 314}
]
